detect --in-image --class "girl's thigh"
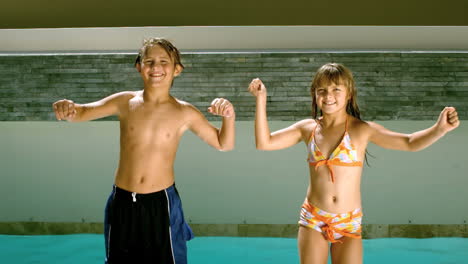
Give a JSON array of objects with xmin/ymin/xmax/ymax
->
[
  {"xmin": 330, "ymin": 237, "xmax": 362, "ymax": 264},
  {"xmin": 298, "ymin": 226, "xmax": 329, "ymax": 264}
]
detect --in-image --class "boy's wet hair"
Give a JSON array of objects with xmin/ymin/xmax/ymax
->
[
  {"xmin": 134, "ymin": 54, "xmax": 141, "ymax": 67},
  {"xmin": 137, "ymin": 38, "xmax": 184, "ymax": 69},
  {"xmin": 310, "ymin": 63, "xmax": 361, "ymax": 120}
]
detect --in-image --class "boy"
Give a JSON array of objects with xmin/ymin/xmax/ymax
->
[{"xmin": 52, "ymin": 38, "xmax": 235, "ymax": 264}]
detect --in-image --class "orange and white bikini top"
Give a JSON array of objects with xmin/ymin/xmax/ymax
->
[{"xmin": 307, "ymin": 117, "xmax": 363, "ymax": 183}]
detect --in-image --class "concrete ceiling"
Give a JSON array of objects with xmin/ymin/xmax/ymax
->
[
  {"xmin": 1, "ymin": 0, "xmax": 468, "ymax": 28},
  {"xmin": 1, "ymin": 26, "xmax": 468, "ymax": 53},
  {"xmin": 1, "ymin": 0, "xmax": 467, "ymax": 52}
]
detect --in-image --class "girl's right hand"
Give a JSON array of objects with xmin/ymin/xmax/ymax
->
[{"xmin": 248, "ymin": 78, "xmax": 267, "ymax": 98}]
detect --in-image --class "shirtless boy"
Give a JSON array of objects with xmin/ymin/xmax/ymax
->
[{"xmin": 52, "ymin": 38, "xmax": 235, "ymax": 264}]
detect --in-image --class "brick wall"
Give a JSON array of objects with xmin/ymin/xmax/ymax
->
[{"xmin": 0, "ymin": 52, "xmax": 467, "ymax": 121}]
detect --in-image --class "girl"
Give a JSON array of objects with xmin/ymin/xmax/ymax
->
[{"xmin": 248, "ymin": 63, "xmax": 459, "ymax": 264}]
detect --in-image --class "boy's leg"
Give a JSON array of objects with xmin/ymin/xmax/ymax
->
[
  {"xmin": 164, "ymin": 185, "xmax": 194, "ymax": 264},
  {"xmin": 105, "ymin": 186, "xmax": 174, "ymax": 264},
  {"xmin": 104, "ymin": 187, "xmax": 115, "ymax": 264}
]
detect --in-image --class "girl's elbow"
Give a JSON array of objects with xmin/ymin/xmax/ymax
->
[
  {"xmin": 255, "ymin": 138, "xmax": 270, "ymax": 150},
  {"xmin": 255, "ymin": 142, "xmax": 266, "ymax": 150},
  {"xmin": 256, "ymin": 143, "xmax": 271, "ymax": 151}
]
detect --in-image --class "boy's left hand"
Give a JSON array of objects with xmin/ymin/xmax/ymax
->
[
  {"xmin": 436, "ymin": 107, "xmax": 460, "ymax": 133},
  {"xmin": 208, "ymin": 98, "xmax": 235, "ymax": 118}
]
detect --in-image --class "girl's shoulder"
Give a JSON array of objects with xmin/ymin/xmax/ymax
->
[
  {"xmin": 348, "ymin": 115, "xmax": 369, "ymax": 126},
  {"xmin": 293, "ymin": 119, "xmax": 318, "ymax": 141},
  {"xmin": 294, "ymin": 118, "xmax": 317, "ymax": 130},
  {"xmin": 348, "ymin": 116, "xmax": 378, "ymax": 138}
]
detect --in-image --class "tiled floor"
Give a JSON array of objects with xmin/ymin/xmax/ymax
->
[{"xmin": 1, "ymin": 235, "xmax": 467, "ymax": 264}]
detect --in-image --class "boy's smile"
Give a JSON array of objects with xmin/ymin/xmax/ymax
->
[{"xmin": 139, "ymin": 45, "xmax": 182, "ymax": 87}]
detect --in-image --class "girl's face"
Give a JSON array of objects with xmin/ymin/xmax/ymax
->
[{"xmin": 315, "ymin": 82, "xmax": 349, "ymax": 115}]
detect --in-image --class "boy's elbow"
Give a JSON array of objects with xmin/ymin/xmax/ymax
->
[
  {"xmin": 406, "ymin": 136, "xmax": 422, "ymax": 152},
  {"xmin": 405, "ymin": 141, "xmax": 425, "ymax": 152},
  {"xmin": 217, "ymin": 141, "xmax": 235, "ymax": 152},
  {"xmin": 218, "ymin": 145, "xmax": 234, "ymax": 152},
  {"xmin": 407, "ymin": 145, "xmax": 422, "ymax": 152},
  {"xmin": 221, "ymin": 147, "xmax": 234, "ymax": 152},
  {"xmin": 67, "ymin": 115, "xmax": 85, "ymax": 123}
]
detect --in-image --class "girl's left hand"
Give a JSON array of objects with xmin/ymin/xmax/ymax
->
[{"xmin": 436, "ymin": 107, "xmax": 460, "ymax": 133}]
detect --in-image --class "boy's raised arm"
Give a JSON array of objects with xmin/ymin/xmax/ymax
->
[
  {"xmin": 187, "ymin": 98, "xmax": 235, "ymax": 151},
  {"xmin": 52, "ymin": 91, "xmax": 134, "ymax": 122}
]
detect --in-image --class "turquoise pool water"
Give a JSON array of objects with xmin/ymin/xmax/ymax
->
[{"xmin": 0, "ymin": 235, "xmax": 467, "ymax": 263}]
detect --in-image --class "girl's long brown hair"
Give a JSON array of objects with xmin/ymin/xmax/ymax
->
[
  {"xmin": 310, "ymin": 63, "xmax": 361, "ymax": 120},
  {"xmin": 310, "ymin": 63, "xmax": 371, "ymax": 164}
]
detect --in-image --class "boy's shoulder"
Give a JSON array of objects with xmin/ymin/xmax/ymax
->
[
  {"xmin": 171, "ymin": 98, "xmax": 198, "ymax": 117},
  {"xmin": 172, "ymin": 98, "xmax": 209, "ymax": 123},
  {"xmin": 112, "ymin": 90, "xmax": 140, "ymax": 101},
  {"xmin": 174, "ymin": 97, "xmax": 191, "ymax": 107},
  {"xmin": 124, "ymin": 90, "xmax": 140, "ymax": 97},
  {"xmin": 173, "ymin": 98, "xmax": 199, "ymax": 113}
]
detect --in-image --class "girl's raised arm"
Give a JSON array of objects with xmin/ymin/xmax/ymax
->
[
  {"xmin": 248, "ymin": 78, "xmax": 305, "ymax": 151},
  {"xmin": 368, "ymin": 107, "xmax": 460, "ymax": 151}
]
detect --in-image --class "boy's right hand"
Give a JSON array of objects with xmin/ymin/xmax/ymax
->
[
  {"xmin": 248, "ymin": 78, "xmax": 267, "ymax": 98},
  {"xmin": 52, "ymin": 99, "xmax": 77, "ymax": 121}
]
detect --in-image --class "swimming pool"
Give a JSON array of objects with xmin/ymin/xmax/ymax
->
[{"xmin": 1, "ymin": 235, "xmax": 467, "ymax": 263}]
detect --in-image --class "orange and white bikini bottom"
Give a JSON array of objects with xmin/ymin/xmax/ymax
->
[{"xmin": 298, "ymin": 201, "xmax": 363, "ymax": 243}]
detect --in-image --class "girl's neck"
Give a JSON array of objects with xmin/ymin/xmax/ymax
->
[{"xmin": 319, "ymin": 111, "xmax": 348, "ymax": 128}]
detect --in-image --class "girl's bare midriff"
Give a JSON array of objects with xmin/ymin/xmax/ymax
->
[{"xmin": 307, "ymin": 165, "xmax": 363, "ymax": 213}]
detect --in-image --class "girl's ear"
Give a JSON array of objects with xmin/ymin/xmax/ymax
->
[
  {"xmin": 135, "ymin": 63, "xmax": 141, "ymax": 73},
  {"xmin": 346, "ymin": 87, "xmax": 352, "ymax": 101}
]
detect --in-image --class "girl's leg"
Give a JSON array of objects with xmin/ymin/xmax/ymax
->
[
  {"xmin": 298, "ymin": 226, "xmax": 329, "ymax": 264},
  {"xmin": 330, "ymin": 237, "xmax": 362, "ymax": 264}
]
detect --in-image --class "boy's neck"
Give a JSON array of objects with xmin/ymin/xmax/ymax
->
[{"xmin": 142, "ymin": 85, "xmax": 172, "ymax": 103}]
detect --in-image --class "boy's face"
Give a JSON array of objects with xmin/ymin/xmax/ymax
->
[{"xmin": 137, "ymin": 45, "xmax": 182, "ymax": 87}]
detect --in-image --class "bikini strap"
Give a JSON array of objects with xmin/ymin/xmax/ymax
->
[
  {"xmin": 308, "ymin": 119, "xmax": 320, "ymax": 143},
  {"xmin": 313, "ymin": 119, "xmax": 320, "ymax": 136},
  {"xmin": 345, "ymin": 116, "xmax": 349, "ymax": 132}
]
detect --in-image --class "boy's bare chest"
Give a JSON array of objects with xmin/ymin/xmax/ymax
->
[{"xmin": 121, "ymin": 103, "xmax": 188, "ymax": 140}]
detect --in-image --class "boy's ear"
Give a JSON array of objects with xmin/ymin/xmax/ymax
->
[
  {"xmin": 174, "ymin": 64, "xmax": 183, "ymax": 77},
  {"xmin": 135, "ymin": 63, "xmax": 141, "ymax": 73}
]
